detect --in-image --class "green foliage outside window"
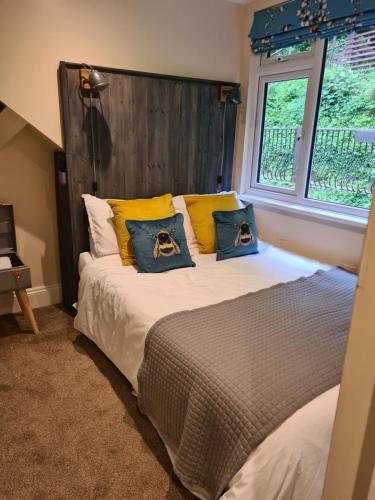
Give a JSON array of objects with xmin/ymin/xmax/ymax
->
[
  {"xmin": 264, "ymin": 66, "xmax": 375, "ymax": 129},
  {"xmin": 262, "ymin": 64, "xmax": 375, "ymax": 208}
]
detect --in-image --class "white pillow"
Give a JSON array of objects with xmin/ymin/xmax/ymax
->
[
  {"xmin": 172, "ymin": 191, "xmax": 244, "ymax": 256},
  {"xmin": 82, "ymin": 194, "xmax": 119, "ymax": 258},
  {"xmin": 172, "ymin": 195, "xmax": 199, "ymax": 255}
]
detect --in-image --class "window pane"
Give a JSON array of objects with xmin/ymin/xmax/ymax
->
[
  {"xmin": 267, "ymin": 42, "xmax": 312, "ymax": 59},
  {"xmin": 257, "ymin": 78, "xmax": 308, "ymax": 190},
  {"xmin": 307, "ymin": 32, "xmax": 375, "ymax": 209}
]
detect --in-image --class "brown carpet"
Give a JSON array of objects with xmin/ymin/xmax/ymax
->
[{"xmin": 0, "ymin": 305, "xmax": 195, "ymax": 500}]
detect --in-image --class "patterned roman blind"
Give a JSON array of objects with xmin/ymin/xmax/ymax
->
[{"xmin": 249, "ymin": 1, "xmax": 375, "ymax": 54}]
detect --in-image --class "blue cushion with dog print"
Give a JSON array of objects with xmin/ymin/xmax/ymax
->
[
  {"xmin": 125, "ymin": 213, "xmax": 195, "ymax": 273},
  {"xmin": 213, "ymin": 204, "xmax": 258, "ymax": 261}
]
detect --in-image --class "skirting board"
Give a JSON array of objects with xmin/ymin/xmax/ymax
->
[{"xmin": 0, "ymin": 284, "xmax": 62, "ymax": 316}]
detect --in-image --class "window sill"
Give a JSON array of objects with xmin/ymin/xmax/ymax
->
[{"xmin": 239, "ymin": 194, "xmax": 368, "ymax": 232}]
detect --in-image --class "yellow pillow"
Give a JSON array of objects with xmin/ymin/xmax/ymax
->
[
  {"xmin": 107, "ymin": 194, "xmax": 175, "ymax": 265},
  {"xmin": 184, "ymin": 193, "xmax": 239, "ymax": 254}
]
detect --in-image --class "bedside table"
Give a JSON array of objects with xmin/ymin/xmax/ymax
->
[{"xmin": 0, "ymin": 204, "xmax": 40, "ymax": 335}]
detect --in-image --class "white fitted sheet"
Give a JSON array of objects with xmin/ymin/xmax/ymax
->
[
  {"xmin": 74, "ymin": 243, "xmax": 335, "ymax": 500},
  {"xmin": 224, "ymin": 385, "xmax": 339, "ymax": 500},
  {"xmin": 78, "ymin": 251, "xmax": 94, "ymax": 275},
  {"xmin": 75, "ymin": 243, "xmax": 330, "ymax": 391}
]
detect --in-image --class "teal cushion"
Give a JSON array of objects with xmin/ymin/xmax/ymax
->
[
  {"xmin": 213, "ymin": 204, "xmax": 258, "ymax": 261},
  {"xmin": 125, "ymin": 213, "xmax": 195, "ymax": 273}
]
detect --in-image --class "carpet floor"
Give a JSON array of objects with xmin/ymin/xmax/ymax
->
[{"xmin": 0, "ymin": 305, "xmax": 195, "ymax": 500}]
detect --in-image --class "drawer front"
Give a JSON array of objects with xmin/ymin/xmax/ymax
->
[{"xmin": 0, "ymin": 266, "xmax": 31, "ymax": 293}]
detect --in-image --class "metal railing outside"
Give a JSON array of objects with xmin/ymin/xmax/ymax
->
[{"xmin": 259, "ymin": 127, "xmax": 375, "ymax": 198}]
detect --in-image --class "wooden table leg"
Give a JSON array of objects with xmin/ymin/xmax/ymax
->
[{"xmin": 15, "ymin": 289, "xmax": 40, "ymax": 335}]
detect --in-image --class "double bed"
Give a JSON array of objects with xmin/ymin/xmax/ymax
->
[
  {"xmin": 56, "ymin": 63, "xmax": 355, "ymax": 500},
  {"xmin": 74, "ymin": 242, "xmax": 349, "ymax": 500}
]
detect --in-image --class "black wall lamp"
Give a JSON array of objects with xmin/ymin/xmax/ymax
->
[
  {"xmin": 80, "ymin": 63, "xmax": 110, "ymax": 195},
  {"xmin": 218, "ymin": 85, "xmax": 241, "ymax": 104}
]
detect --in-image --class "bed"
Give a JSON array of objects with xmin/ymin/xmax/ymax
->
[
  {"xmin": 74, "ymin": 243, "xmax": 346, "ymax": 500},
  {"xmin": 56, "ymin": 63, "xmax": 354, "ymax": 500}
]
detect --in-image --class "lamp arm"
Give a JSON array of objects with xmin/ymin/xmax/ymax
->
[
  {"xmin": 89, "ymin": 91, "xmax": 98, "ymax": 195},
  {"xmin": 81, "ymin": 62, "xmax": 94, "ymax": 71}
]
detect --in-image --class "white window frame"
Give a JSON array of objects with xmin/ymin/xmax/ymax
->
[
  {"xmin": 251, "ymin": 69, "xmax": 311, "ymax": 196},
  {"xmin": 242, "ymin": 38, "xmax": 370, "ymax": 220},
  {"xmin": 260, "ymin": 40, "xmax": 316, "ymax": 66}
]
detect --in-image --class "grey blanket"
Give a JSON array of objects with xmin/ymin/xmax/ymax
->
[{"xmin": 138, "ymin": 268, "xmax": 356, "ymax": 499}]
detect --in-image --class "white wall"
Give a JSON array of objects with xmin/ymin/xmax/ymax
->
[{"xmin": 253, "ymin": 206, "xmax": 364, "ymax": 271}]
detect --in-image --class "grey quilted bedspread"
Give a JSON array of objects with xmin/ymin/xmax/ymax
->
[{"xmin": 138, "ymin": 268, "xmax": 356, "ymax": 499}]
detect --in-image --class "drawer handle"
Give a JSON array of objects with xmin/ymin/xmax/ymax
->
[{"xmin": 13, "ymin": 270, "xmax": 22, "ymax": 280}]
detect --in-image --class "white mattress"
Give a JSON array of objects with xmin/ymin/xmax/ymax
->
[{"xmin": 75, "ymin": 244, "xmax": 336, "ymax": 500}]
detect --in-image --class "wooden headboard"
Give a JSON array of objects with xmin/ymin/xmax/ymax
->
[{"xmin": 55, "ymin": 61, "xmax": 239, "ymax": 309}]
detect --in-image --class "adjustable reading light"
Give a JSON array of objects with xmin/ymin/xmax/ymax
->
[
  {"xmin": 80, "ymin": 63, "xmax": 110, "ymax": 195},
  {"xmin": 87, "ymin": 69, "xmax": 110, "ymax": 91},
  {"xmin": 223, "ymin": 87, "xmax": 241, "ymax": 105},
  {"xmin": 80, "ymin": 63, "xmax": 110, "ymax": 92}
]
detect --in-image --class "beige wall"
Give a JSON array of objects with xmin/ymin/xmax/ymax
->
[
  {"xmin": 0, "ymin": 107, "xmax": 26, "ymax": 149},
  {"xmin": 0, "ymin": 0, "xmax": 245, "ymax": 310},
  {"xmin": 0, "ymin": 0, "xmax": 367, "ymax": 312},
  {"xmin": 0, "ymin": 126, "xmax": 60, "ymax": 289},
  {"xmin": 0, "ymin": 0, "xmax": 244, "ymax": 147},
  {"xmin": 322, "ymin": 200, "xmax": 375, "ymax": 500},
  {"xmin": 254, "ymin": 207, "xmax": 364, "ymax": 271}
]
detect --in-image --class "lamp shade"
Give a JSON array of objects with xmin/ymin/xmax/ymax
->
[
  {"xmin": 88, "ymin": 70, "xmax": 110, "ymax": 91},
  {"xmin": 226, "ymin": 87, "xmax": 241, "ymax": 105}
]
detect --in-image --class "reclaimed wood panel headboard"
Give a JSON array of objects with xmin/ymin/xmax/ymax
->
[{"xmin": 55, "ymin": 61, "xmax": 239, "ymax": 309}]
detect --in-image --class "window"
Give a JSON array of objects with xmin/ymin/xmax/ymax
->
[
  {"xmin": 257, "ymin": 76, "xmax": 309, "ymax": 191},
  {"xmin": 247, "ymin": 31, "xmax": 375, "ymax": 217}
]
